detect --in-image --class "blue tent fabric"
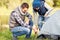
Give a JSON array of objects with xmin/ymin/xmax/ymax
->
[{"xmin": 39, "ymin": 10, "xmax": 60, "ymax": 35}]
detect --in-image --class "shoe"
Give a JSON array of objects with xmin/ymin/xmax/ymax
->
[{"xmin": 37, "ymin": 34, "xmax": 46, "ymax": 39}]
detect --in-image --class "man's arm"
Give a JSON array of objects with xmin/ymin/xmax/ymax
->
[
  {"xmin": 44, "ymin": 2, "xmax": 53, "ymax": 17},
  {"xmin": 13, "ymin": 12, "xmax": 31, "ymax": 29},
  {"xmin": 25, "ymin": 12, "xmax": 32, "ymax": 20},
  {"xmin": 25, "ymin": 12, "xmax": 33, "ymax": 27}
]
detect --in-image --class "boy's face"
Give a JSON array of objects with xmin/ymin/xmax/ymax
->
[{"xmin": 22, "ymin": 8, "xmax": 28, "ymax": 13}]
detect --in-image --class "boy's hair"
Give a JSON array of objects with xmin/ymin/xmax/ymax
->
[{"xmin": 21, "ymin": 3, "xmax": 29, "ymax": 9}]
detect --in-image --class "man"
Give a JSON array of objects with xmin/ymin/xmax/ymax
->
[
  {"xmin": 9, "ymin": 3, "xmax": 33, "ymax": 40},
  {"xmin": 32, "ymin": 0, "xmax": 53, "ymax": 30},
  {"xmin": 32, "ymin": 0, "xmax": 53, "ymax": 38},
  {"xmin": 37, "ymin": 10, "xmax": 60, "ymax": 40}
]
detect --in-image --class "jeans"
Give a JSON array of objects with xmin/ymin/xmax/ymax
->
[
  {"xmin": 11, "ymin": 20, "xmax": 33, "ymax": 40},
  {"xmin": 38, "ymin": 15, "xmax": 45, "ymax": 30},
  {"xmin": 33, "ymin": 11, "xmax": 45, "ymax": 30}
]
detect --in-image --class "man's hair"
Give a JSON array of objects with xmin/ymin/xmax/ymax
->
[{"xmin": 21, "ymin": 3, "xmax": 29, "ymax": 9}]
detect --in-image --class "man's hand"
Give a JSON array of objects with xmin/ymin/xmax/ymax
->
[
  {"xmin": 44, "ymin": 13, "xmax": 48, "ymax": 17},
  {"xmin": 32, "ymin": 25, "xmax": 38, "ymax": 34},
  {"xmin": 25, "ymin": 17, "xmax": 29, "ymax": 25}
]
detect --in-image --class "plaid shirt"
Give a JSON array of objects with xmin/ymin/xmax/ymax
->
[{"xmin": 9, "ymin": 6, "xmax": 32, "ymax": 30}]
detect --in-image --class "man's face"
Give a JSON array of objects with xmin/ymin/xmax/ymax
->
[
  {"xmin": 35, "ymin": 7, "xmax": 39, "ymax": 11},
  {"xmin": 22, "ymin": 8, "xmax": 28, "ymax": 13}
]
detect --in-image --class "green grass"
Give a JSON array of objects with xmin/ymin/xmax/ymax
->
[
  {"xmin": 0, "ymin": 28, "xmax": 49, "ymax": 40},
  {"xmin": 0, "ymin": 28, "xmax": 36, "ymax": 40},
  {"xmin": 0, "ymin": 29, "xmax": 12, "ymax": 40}
]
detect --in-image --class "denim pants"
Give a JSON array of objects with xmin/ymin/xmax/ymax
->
[
  {"xmin": 33, "ymin": 11, "xmax": 45, "ymax": 30},
  {"xmin": 11, "ymin": 20, "xmax": 33, "ymax": 40},
  {"xmin": 38, "ymin": 15, "xmax": 45, "ymax": 30}
]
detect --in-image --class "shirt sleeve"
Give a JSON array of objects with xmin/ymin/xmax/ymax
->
[
  {"xmin": 25, "ymin": 12, "xmax": 32, "ymax": 20},
  {"xmin": 13, "ymin": 12, "xmax": 31, "ymax": 29}
]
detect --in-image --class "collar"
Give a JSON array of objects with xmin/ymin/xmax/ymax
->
[{"xmin": 19, "ymin": 7, "xmax": 26, "ymax": 16}]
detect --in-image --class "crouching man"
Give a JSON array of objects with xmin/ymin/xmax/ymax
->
[{"xmin": 9, "ymin": 3, "xmax": 33, "ymax": 40}]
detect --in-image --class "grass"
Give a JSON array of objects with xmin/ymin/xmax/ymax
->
[
  {"xmin": 0, "ymin": 28, "xmax": 38, "ymax": 40},
  {"xmin": 0, "ymin": 29, "xmax": 12, "ymax": 40},
  {"xmin": 0, "ymin": 27, "xmax": 37, "ymax": 40},
  {"xmin": 0, "ymin": 29, "xmax": 49, "ymax": 40}
]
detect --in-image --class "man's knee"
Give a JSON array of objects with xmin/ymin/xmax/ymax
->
[{"xmin": 26, "ymin": 28, "xmax": 30, "ymax": 34}]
